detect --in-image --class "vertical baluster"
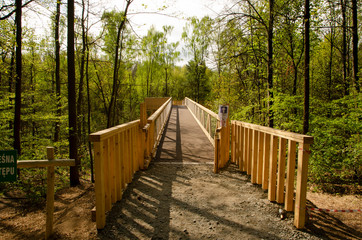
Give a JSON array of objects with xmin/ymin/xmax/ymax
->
[
  {"xmin": 120, "ymin": 132, "xmax": 126, "ymax": 189},
  {"xmin": 285, "ymin": 140, "xmax": 297, "ymax": 211},
  {"xmin": 239, "ymin": 126, "xmax": 244, "ymax": 171},
  {"xmin": 247, "ymin": 128, "xmax": 253, "ymax": 175},
  {"xmin": 127, "ymin": 129, "xmax": 132, "ymax": 182},
  {"xmin": 234, "ymin": 122, "xmax": 240, "ymax": 166},
  {"xmin": 251, "ymin": 129, "xmax": 259, "ymax": 183},
  {"xmin": 103, "ymin": 138, "xmax": 111, "ymax": 212},
  {"xmin": 94, "ymin": 141, "xmax": 105, "ymax": 229},
  {"xmin": 109, "ymin": 136, "xmax": 116, "ymax": 204},
  {"xmin": 277, "ymin": 138, "xmax": 287, "ymax": 204},
  {"xmin": 244, "ymin": 127, "xmax": 249, "ymax": 173},
  {"xmin": 262, "ymin": 133, "xmax": 271, "ymax": 190},
  {"xmin": 268, "ymin": 135, "xmax": 278, "ymax": 201},
  {"xmin": 257, "ymin": 132, "xmax": 264, "ymax": 184},
  {"xmin": 294, "ymin": 143, "xmax": 310, "ymax": 229},
  {"xmin": 115, "ymin": 133, "xmax": 121, "ymax": 201},
  {"xmin": 231, "ymin": 122, "xmax": 236, "ymax": 163}
]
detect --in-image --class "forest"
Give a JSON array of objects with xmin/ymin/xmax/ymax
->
[{"xmin": 0, "ymin": 0, "xmax": 360, "ymax": 195}]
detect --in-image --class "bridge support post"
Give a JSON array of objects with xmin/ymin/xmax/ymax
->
[{"xmin": 140, "ymin": 102, "xmax": 147, "ymax": 169}]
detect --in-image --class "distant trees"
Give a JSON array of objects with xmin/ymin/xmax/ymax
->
[
  {"xmin": 182, "ymin": 16, "xmax": 212, "ymax": 103},
  {"xmin": 0, "ymin": 0, "xmax": 360, "ymax": 189}
]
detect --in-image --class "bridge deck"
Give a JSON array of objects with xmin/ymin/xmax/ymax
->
[
  {"xmin": 155, "ymin": 105, "xmax": 214, "ymax": 163},
  {"xmin": 97, "ymin": 106, "xmax": 319, "ymax": 239}
]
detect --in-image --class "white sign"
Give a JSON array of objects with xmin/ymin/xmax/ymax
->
[{"xmin": 218, "ymin": 105, "xmax": 229, "ymax": 127}]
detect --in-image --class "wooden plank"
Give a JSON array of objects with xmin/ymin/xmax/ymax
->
[
  {"xmin": 109, "ymin": 136, "xmax": 116, "ymax": 204},
  {"xmin": 214, "ymin": 132, "xmax": 220, "ymax": 173},
  {"xmin": 231, "ymin": 120, "xmax": 313, "ymax": 144},
  {"xmin": 89, "ymin": 120, "xmax": 140, "ymax": 142},
  {"xmin": 268, "ymin": 135, "xmax": 278, "ymax": 201},
  {"xmin": 236, "ymin": 125, "xmax": 240, "ymax": 166},
  {"xmin": 103, "ymin": 139, "xmax": 111, "ymax": 212},
  {"xmin": 294, "ymin": 143, "xmax": 310, "ymax": 229},
  {"xmin": 120, "ymin": 132, "xmax": 126, "ymax": 189},
  {"xmin": 262, "ymin": 133, "xmax": 271, "ymax": 190},
  {"xmin": 184, "ymin": 97, "xmax": 219, "ymax": 119},
  {"xmin": 277, "ymin": 137, "xmax": 287, "ymax": 204},
  {"xmin": 285, "ymin": 140, "xmax": 297, "ymax": 211},
  {"xmin": 251, "ymin": 129, "xmax": 259, "ymax": 183},
  {"xmin": 17, "ymin": 159, "xmax": 75, "ymax": 168},
  {"xmin": 247, "ymin": 128, "xmax": 252, "ymax": 175},
  {"xmin": 239, "ymin": 126, "xmax": 244, "ymax": 171},
  {"xmin": 231, "ymin": 123, "xmax": 235, "ymax": 163},
  {"xmin": 94, "ymin": 141, "xmax": 105, "ymax": 229},
  {"xmin": 45, "ymin": 147, "xmax": 55, "ymax": 239},
  {"xmin": 257, "ymin": 132, "xmax": 264, "ymax": 185},
  {"xmin": 147, "ymin": 98, "xmax": 172, "ymax": 122},
  {"xmin": 115, "ymin": 133, "xmax": 122, "ymax": 201},
  {"xmin": 186, "ymin": 104, "xmax": 215, "ymax": 146},
  {"xmin": 145, "ymin": 97, "xmax": 169, "ymax": 112},
  {"xmin": 125, "ymin": 129, "xmax": 131, "ymax": 184},
  {"xmin": 140, "ymin": 102, "xmax": 147, "ymax": 128},
  {"xmin": 243, "ymin": 127, "xmax": 249, "ymax": 173}
]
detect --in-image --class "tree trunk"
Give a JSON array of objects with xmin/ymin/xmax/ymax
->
[
  {"xmin": 267, "ymin": 0, "xmax": 274, "ymax": 128},
  {"xmin": 341, "ymin": 0, "xmax": 348, "ymax": 95},
  {"xmin": 303, "ymin": 0, "xmax": 310, "ymax": 134},
  {"xmin": 351, "ymin": 0, "xmax": 360, "ymax": 92},
  {"xmin": 107, "ymin": 0, "xmax": 132, "ymax": 128},
  {"xmin": 54, "ymin": 0, "xmax": 61, "ymax": 142},
  {"xmin": 14, "ymin": 0, "xmax": 22, "ymax": 155},
  {"xmin": 68, "ymin": 0, "xmax": 79, "ymax": 186},
  {"xmin": 77, "ymin": 0, "xmax": 86, "ymax": 143}
]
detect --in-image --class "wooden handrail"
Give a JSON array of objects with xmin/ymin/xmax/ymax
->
[
  {"xmin": 89, "ymin": 97, "xmax": 172, "ymax": 230},
  {"xmin": 231, "ymin": 120, "xmax": 314, "ymax": 144},
  {"xmin": 148, "ymin": 97, "xmax": 172, "ymax": 121},
  {"xmin": 230, "ymin": 120, "xmax": 313, "ymax": 229},
  {"xmin": 185, "ymin": 97, "xmax": 219, "ymax": 119},
  {"xmin": 89, "ymin": 120, "xmax": 139, "ymax": 142}
]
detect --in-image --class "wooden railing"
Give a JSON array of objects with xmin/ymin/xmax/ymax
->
[
  {"xmin": 230, "ymin": 120, "xmax": 313, "ymax": 229},
  {"xmin": 184, "ymin": 97, "xmax": 219, "ymax": 146},
  {"xmin": 89, "ymin": 97, "xmax": 172, "ymax": 229},
  {"xmin": 142, "ymin": 97, "xmax": 173, "ymax": 166},
  {"xmin": 184, "ymin": 97, "xmax": 230, "ymax": 169}
]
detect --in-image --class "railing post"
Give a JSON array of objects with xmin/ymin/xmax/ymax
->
[
  {"xmin": 140, "ymin": 102, "xmax": 146, "ymax": 169},
  {"xmin": 94, "ymin": 141, "xmax": 105, "ymax": 229},
  {"xmin": 45, "ymin": 147, "xmax": 55, "ymax": 239},
  {"xmin": 214, "ymin": 127, "xmax": 221, "ymax": 173},
  {"xmin": 294, "ymin": 143, "xmax": 310, "ymax": 229}
]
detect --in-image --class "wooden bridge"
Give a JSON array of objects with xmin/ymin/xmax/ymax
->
[{"xmin": 89, "ymin": 97, "xmax": 313, "ymax": 232}]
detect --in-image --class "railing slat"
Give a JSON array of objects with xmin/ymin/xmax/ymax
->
[
  {"xmin": 109, "ymin": 136, "xmax": 116, "ymax": 204},
  {"xmin": 251, "ymin": 129, "xmax": 259, "ymax": 184},
  {"xmin": 94, "ymin": 141, "xmax": 105, "ymax": 229},
  {"xmin": 239, "ymin": 126, "xmax": 244, "ymax": 171},
  {"xmin": 268, "ymin": 135, "xmax": 278, "ymax": 202},
  {"xmin": 294, "ymin": 143, "xmax": 310, "ymax": 229},
  {"xmin": 257, "ymin": 132, "xmax": 264, "ymax": 185},
  {"xmin": 262, "ymin": 133, "xmax": 271, "ymax": 190},
  {"xmin": 277, "ymin": 137, "xmax": 287, "ymax": 204},
  {"xmin": 285, "ymin": 140, "xmax": 297, "ymax": 211}
]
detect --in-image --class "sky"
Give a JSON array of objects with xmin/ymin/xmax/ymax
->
[
  {"xmin": 100, "ymin": 0, "xmax": 228, "ymax": 65},
  {"xmin": 23, "ymin": 0, "xmax": 230, "ymax": 65}
]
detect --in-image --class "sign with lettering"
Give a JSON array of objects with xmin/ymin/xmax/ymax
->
[
  {"xmin": 0, "ymin": 150, "xmax": 17, "ymax": 182},
  {"xmin": 218, "ymin": 105, "xmax": 229, "ymax": 127}
]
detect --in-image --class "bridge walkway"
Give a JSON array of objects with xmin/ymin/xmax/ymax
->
[{"xmin": 97, "ymin": 105, "xmax": 317, "ymax": 239}]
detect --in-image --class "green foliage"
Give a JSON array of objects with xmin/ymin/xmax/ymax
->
[{"xmin": 309, "ymin": 95, "xmax": 361, "ymax": 185}]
